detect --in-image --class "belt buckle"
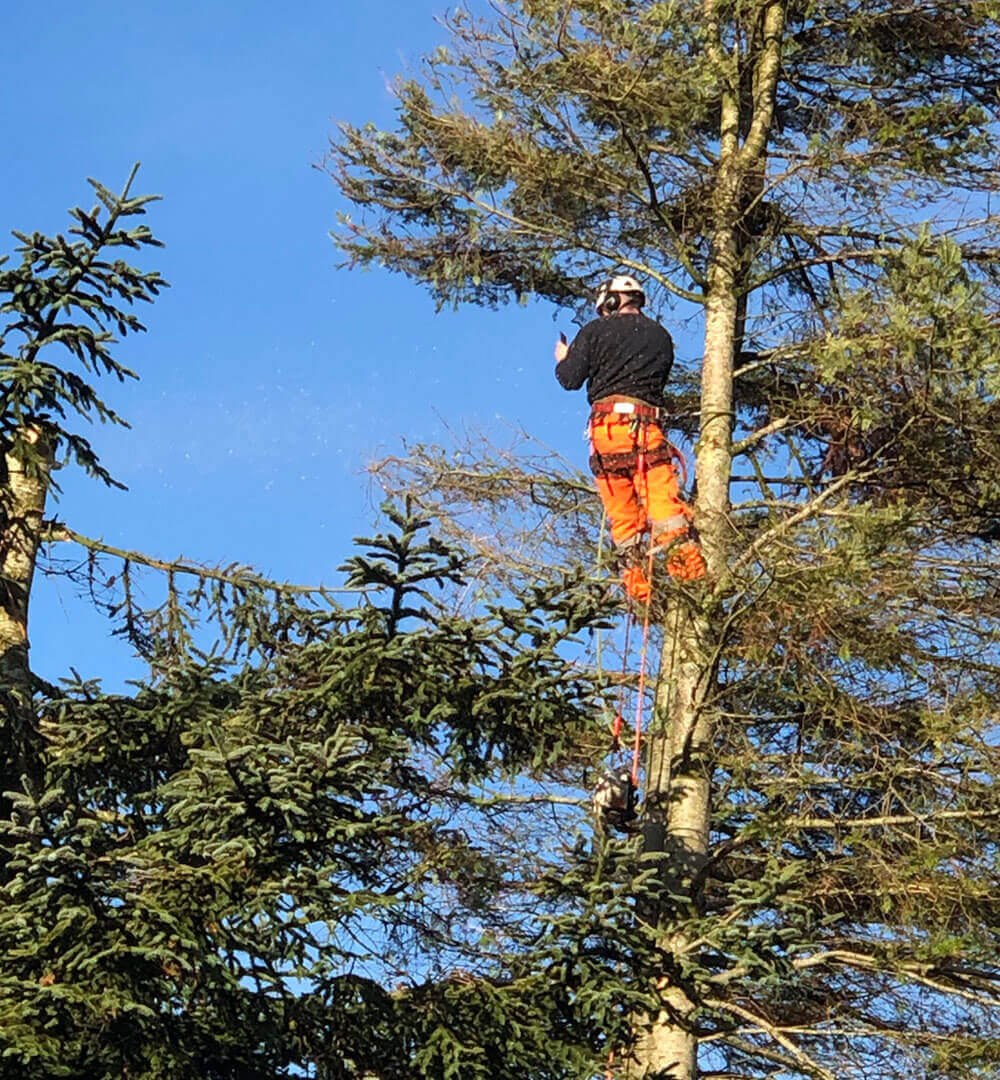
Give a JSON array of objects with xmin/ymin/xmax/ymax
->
[{"xmin": 612, "ymin": 402, "xmax": 635, "ymax": 414}]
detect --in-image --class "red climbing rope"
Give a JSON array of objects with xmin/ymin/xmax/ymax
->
[
  {"xmin": 631, "ymin": 548, "xmax": 654, "ymax": 786},
  {"xmin": 611, "ymin": 610, "xmax": 633, "ymax": 747},
  {"xmin": 629, "ymin": 420, "xmax": 657, "ymax": 786},
  {"xmin": 599, "ymin": 416, "xmax": 659, "ymax": 822}
]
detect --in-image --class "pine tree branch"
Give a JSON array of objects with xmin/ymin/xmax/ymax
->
[
  {"xmin": 704, "ymin": 997, "xmax": 837, "ymax": 1080},
  {"xmin": 785, "ymin": 807, "xmax": 1000, "ymax": 831},
  {"xmin": 43, "ymin": 523, "xmax": 360, "ymax": 596},
  {"xmin": 617, "ymin": 124, "xmax": 707, "ymax": 290},
  {"xmin": 470, "ymin": 792, "xmax": 583, "ymax": 808},
  {"xmin": 703, "ymin": 1035, "xmax": 801, "ymax": 1073},
  {"xmin": 791, "ymin": 950, "xmax": 1000, "ymax": 1009},
  {"xmin": 338, "ymin": 133, "xmax": 705, "ymax": 304},
  {"xmin": 731, "ymin": 416, "xmax": 793, "ymax": 456},
  {"xmin": 728, "ymin": 467, "xmax": 868, "ymax": 576},
  {"xmin": 750, "ymin": 246, "xmax": 897, "ymax": 292}
]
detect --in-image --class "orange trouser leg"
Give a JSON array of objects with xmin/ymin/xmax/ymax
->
[
  {"xmin": 642, "ymin": 460, "xmax": 691, "ymax": 540},
  {"xmin": 635, "ymin": 452, "xmax": 705, "ymax": 584},
  {"xmin": 591, "ymin": 416, "xmax": 649, "ymax": 600},
  {"xmin": 594, "ymin": 471, "xmax": 645, "ymax": 548},
  {"xmin": 644, "ymin": 460, "xmax": 705, "ymax": 581}
]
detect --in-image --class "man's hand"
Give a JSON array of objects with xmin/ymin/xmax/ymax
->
[{"xmin": 554, "ymin": 332, "xmax": 569, "ymax": 363}]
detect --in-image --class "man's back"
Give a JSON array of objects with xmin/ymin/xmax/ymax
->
[{"xmin": 555, "ymin": 311, "xmax": 674, "ymax": 405}]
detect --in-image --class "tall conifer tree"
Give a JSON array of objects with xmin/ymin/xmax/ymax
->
[
  {"xmin": 0, "ymin": 178, "xmax": 634, "ymax": 1078},
  {"xmin": 327, "ymin": 2, "xmax": 1000, "ymax": 1077}
]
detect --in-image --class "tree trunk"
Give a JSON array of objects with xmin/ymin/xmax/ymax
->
[
  {"xmin": 634, "ymin": 3, "xmax": 786, "ymax": 1076},
  {"xmin": 0, "ymin": 436, "xmax": 52, "ymax": 798}
]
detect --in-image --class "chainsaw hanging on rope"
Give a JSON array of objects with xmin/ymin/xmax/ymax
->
[{"xmin": 593, "ymin": 768, "xmax": 637, "ymax": 831}]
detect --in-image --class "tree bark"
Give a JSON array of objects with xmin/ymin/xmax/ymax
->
[
  {"xmin": 0, "ymin": 436, "xmax": 52, "ymax": 798},
  {"xmin": 635, "ymin": 3, "xmax": 786, "ymax": 1077}
]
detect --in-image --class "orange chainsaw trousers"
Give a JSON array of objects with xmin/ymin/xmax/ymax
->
[
  {"xmin": 589, "ymin": 408, "xmax": 705, "ymax": 597},
  {"xmin": 590, "ymin": 412, "xmax": 691, "ymax": 549}
]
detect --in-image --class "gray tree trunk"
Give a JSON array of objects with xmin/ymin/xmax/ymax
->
[
  {"xmin": 0, "ymin": 436, "xmax": 52, "ymax": 797},
  {"xmin": 634, "ymin": 4, "xmax": 786, "ymax": 1076}
]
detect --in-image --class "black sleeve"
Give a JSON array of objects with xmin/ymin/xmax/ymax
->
[
  {"xmin": 555, "ymin": 323, "xmax": 592, "ymax": 390},
  {"xmin": 660, "ymin": 325, "xmax": 675, "ymax": 377}
]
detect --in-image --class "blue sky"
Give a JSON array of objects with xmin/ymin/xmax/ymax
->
[{"xmin": 4, "ymin": 1, "xmax": 691, "ymax": 687}]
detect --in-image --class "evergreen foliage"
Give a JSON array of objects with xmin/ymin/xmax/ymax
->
[
  {"xmin": 0, "ymin": 179, "xmax": 657, "ymax": 1079},
  {"xmin": 0, "ymin": 168, "xmax": 165, "ymax": 798},
  {"xmin": 326, "ymin": 2, "xmax": 1000, "ymax": 1077},
  {"xmin": 7, "ymin": 2, "xmax": 1000, "ymax": 1074},
  {"xmin": 0, "ymin": 163, "xmax": 164, "ymax": 489},
  {"xmin": 0, "ymin": 502, "xmax": 641, "ymax": 1079}
]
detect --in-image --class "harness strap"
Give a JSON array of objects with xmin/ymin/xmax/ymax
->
[
  {"xmin": 590, "ymin": 442, "xmax": 681, "ymax": 479},
  {"xmin": 588, "ymin": 400, "xmax": 686, "ymax": 483},
  {"xmin": 590, "ymin": 397, "xmax": 662, "ymax": 421}
]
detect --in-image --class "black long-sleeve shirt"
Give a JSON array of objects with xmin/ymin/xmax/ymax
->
[{"xmin": 555, "ymin": 312, "xmax": 674, "ymax": 405}]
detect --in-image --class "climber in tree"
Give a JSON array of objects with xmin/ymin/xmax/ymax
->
[{"xmin": 554, "ymin": 275, "xmax": 705, "ymax": 602}]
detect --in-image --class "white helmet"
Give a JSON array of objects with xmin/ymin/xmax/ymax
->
[{"xmin": 595, "ymin": 274, "xmax": 646, "ymax": 315}]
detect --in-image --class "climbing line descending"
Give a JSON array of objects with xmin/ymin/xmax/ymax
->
[
  {"xmin": 595, "ymin": 416, "xmax": 676, "ymax": 832},
  {"xmin": 643, "ymin": 593, "xmax": 682, "ymax": 799},
  {"xmin": 630, "ymin": 419, "xmax": 656, "ymax": 787},
  {"xmin": 631, "ymin": 547, "xmax": 654, "ymax": 786},
  {"xmin": 593, "ymin": 504, "xmax": 614, "ymax": 725},
  {"xmin": 613, "ymin": 610, "xmax": 633, "ymax": 749}
]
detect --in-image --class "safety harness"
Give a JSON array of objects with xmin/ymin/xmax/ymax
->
[{"xmin": 587, "ymin": 397, "xmax": 687, "ymax": 486}]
